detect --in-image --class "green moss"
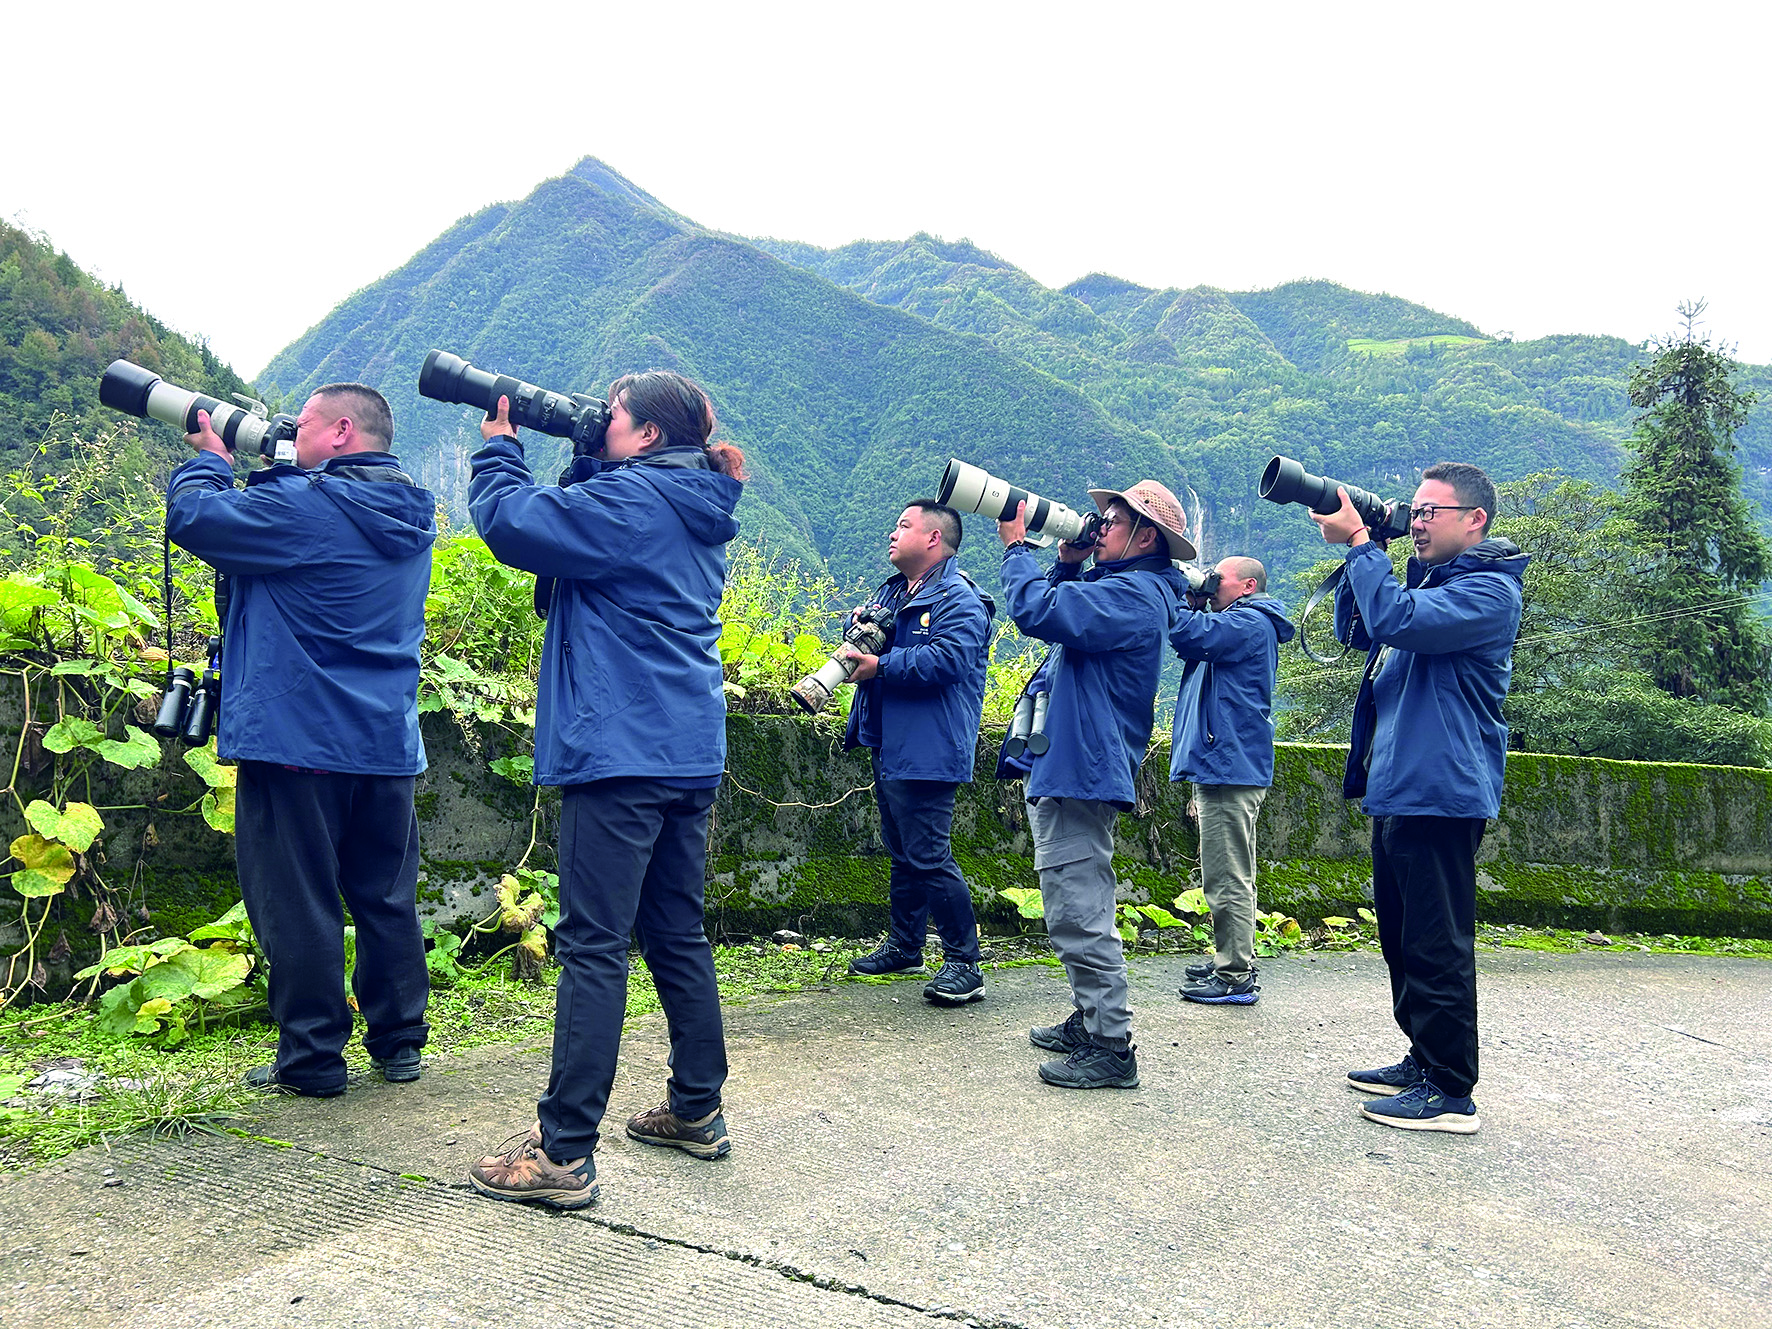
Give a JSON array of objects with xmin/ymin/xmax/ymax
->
[
  {"xmin": 413, "ymin": 791, "xmax": 440, "ymax": 822},
  {"xmin": 136, "ymin": 866, "xmax": 242, "ymax": 940}
]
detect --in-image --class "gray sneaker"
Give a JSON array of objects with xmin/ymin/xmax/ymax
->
[
  {"xmin": 1029, "ymin": 1009, "xmax": 1087, "ymax": 1053},
  {"xmin": 1185, "ymin": 959, "xmax": 1259, "ymax": 982},
  {"xmin": 1038, "ymin": 1041, "xmax": 1140, "ymax": 1090}
]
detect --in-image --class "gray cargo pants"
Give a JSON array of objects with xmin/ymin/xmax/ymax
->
[
  {"xmin": 1194, "ymin": 782, "xmax": 1267, "ymax": 983},
  {"xmin": 1027, "ymin": 796, "xmax": 1130, "ymax": 1049}
]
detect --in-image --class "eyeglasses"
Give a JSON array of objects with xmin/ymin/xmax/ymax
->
[
  {"xmin": 1096, "ymin": 513, "xmax": 1141, "ymax": 535},
  {"xmin": 1409, "ymin": 503, "xmax": 1479, "ymax": 524}
]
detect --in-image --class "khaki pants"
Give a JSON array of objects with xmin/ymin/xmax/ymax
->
[
  {"xmin": 1027, "ymin": 796, "xmax": 1130, "ymax": 1048},
  {"xmin": 1194, "ymin": 783, "xmax": 1267, "ymax": 982}
]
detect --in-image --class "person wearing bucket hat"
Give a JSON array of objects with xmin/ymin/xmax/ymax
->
[{"xmin": 995, "ymin": 480, "xmax": 1191, "ymax": 1090}]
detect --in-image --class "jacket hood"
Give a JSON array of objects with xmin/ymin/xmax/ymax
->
[
  {"xmin": 1237, "ymin": 593, "xmax": 1298, "ymax": 643},
  {"xmin": 635, "ymin": 462, "xmax": 742, "ymax": 546},
  {"xmin": 313, "ymin": 456, "xmax": 437, "ymax": 558},
  {"xmin": 1411, "ymin": 537, "xmax": 1529, "ymax": 588}
]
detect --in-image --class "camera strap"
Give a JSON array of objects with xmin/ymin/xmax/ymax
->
[{"xmin": 1296, "ymin": 563, "xmax": 1352, "ymax": 666}]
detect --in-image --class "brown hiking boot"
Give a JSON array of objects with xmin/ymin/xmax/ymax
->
[
  {"xmin": 468, "ymin": 1126, "xmax": 596, "ymax": 1208},
  {"xmin": 625, "ymin": 1101, "xmax": 731, "ymax": 1159}
]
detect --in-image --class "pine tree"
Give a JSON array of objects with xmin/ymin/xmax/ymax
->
[{"xmin": 1621, "ymin": 302, "xmax": 1772, "ymax": 713}]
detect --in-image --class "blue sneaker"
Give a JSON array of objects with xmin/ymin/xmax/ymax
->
[
  {"xmin": 1180, "ymin": 973, "xmax": 1259, "ymax": 1005},
  {"xmin": 1360, "ymin": 1080, "xmax": 1481, "ymax": 1134},
  {"xmin": 1346, "ymin": 1054, "xmax": 1425, "ymax": 1097}
]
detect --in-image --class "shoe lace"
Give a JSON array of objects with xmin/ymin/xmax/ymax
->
[{"xmin": 491, "ymin": 1129, "xmax": 538, "ymax": 1165}]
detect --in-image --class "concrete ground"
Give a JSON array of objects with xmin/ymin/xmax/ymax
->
[{"xmin": 3, "ymin": 949, "xmax": 1770, "ymax": 1329}]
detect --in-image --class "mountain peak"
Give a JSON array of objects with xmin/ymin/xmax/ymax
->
[{"xmin": 566, "ymin": 157, "xmax": 682, "ymax": 220}]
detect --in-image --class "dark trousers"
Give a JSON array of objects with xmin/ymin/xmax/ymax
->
[
  {"xmin": 1371, "ymin": 815, "xmax": 1485, "ymax": 1098},
  {"xmin": 871, "ymin": 752, "xmax": 982, "ymax": 964},
  {"xmin": 539, "ymin": 779, "xmax": 727, "ymax": 1161},
  {"xmin": 234, "ymin": 761, "xmax": 430, "ymax": 1093}
]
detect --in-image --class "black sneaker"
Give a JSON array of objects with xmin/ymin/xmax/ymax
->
[
  {"xmin": 848, "ymin": 942, "xmax": 924, "ymax": 976},
  {"xmin": 923, "ymin": 961, "xmax": 985, "ymax": 1005},
  {"xmin": 625, "ymin": 1101, "xmax": 731, "ymax": 1160},
  {"xmin": 242, "ymin": 1065, "xmax": 345, "ymax": 1098},
  {"xmin": 1029, "ymin": 1009, "xmax": 1087, "ymax": 1053},
  {"xmin": 1360, "ymin": 1080, "xmax": 1481, "ymax": 1134},
  {"xmin": 1180, "ymin": 973, "xmax": 1259, "ymax": 1005},
  {"xmin": 370, "ymin": 1047, "xmax": 423, "ymax": 1082},
  {"xmin": 1038, "ymin": 1041, "xmax": 1140, "ymax": 1090},
  {"xmin": 1346, "ymin": 1053, "xmax": 1425, "ymax": 1097},
  {"xmin": 1185, "ymin": 959, "xmax": 1259, "ymax": 982}
]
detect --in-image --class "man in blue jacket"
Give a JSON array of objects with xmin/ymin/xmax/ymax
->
[
  {"xmin": 997, "ymin": 481, "xmax": 1191, "ymax": 1090},
  {"xmin": 840, "ymin": 501, "xmax": 994, "ymax": 1004},
  {"xmin": 1313, "ymin": 461, "xmax": 1527, "ymax": 1135},
  {"xmin": 167, "ymin": 386, "xmax": 436, "ymax": 1098},
  {"xmin": 1169, "ymin": 557, "xmax": 1296, "ymax": 1006}
]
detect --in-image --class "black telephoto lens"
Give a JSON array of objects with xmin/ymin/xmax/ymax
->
[
  {"xmin": 153, "ymin": 667, "xmax": 196, "ymax": 738},
  {"xmin": 418, "ymin": 350, "xmax": 610, "ymax": 453},
  {"xmin": 1259, "ymin": 455, "xmax": 1410, "ymax": 541}
]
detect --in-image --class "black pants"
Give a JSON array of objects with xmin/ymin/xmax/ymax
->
[
  {"xmin": 539, "ymin": 779, "xmax": 727, "ymax": 1162},
  {"xmin": 1371, "ymin": 815, "xmax": 1485, "ymax": 1098},
  {"xmin": 872, "ymin": 753, "xmax": 982, "ymax": 964},
  {"xmin": 234, "ymin": 762, "xmax": 430, "ymax": 1094}
]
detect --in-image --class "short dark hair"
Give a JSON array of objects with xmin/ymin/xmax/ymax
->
[
  {"xmin": 1225, "ymin": 556, "xmax": 1266, "ymax": 591},
  {"xmin": 312, "ymin": 383, "xmax": 394, "ymax": 450},
  {"xmin": 905, "ymin": 499, "xmax": 962, "ymax": 551},
  {"xmin": 1421, "ymin": 461, "xmax": 1497, "ymax": 535}
]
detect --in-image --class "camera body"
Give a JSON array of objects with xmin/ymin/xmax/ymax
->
[
  {"xmin": 1181, "ymin": 564, "xmax": 1222, "ymax": 602},
  {"xmin": 419, "ymin": 350, "xmax": 611, "ymax": 457},
  {"xmin": 791, "ymin": 605, "xmax": 897, "ymax": 714},
  {"xmin": 937, "ymin": 459, "xmax": 1102, "ymax": 550},
  {"xmin": 100, "ymin": 360, "xmax": 298, "ymax": 462},
  {"xmin": 1259, "ymin": 455, "xmax": 1411, "ymax": 542}
]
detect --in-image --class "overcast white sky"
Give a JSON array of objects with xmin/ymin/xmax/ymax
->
[{"xmin": 6, "ymin": 1, "xmax": 1767, "ymax": 377}]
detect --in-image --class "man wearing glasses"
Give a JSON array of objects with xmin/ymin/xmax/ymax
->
[{"xmin": 1311, "ymin": 462, "xmax": 1527, "ymax": 1134}]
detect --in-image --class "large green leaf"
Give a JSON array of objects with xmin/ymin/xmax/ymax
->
[
  {"xmin": 73, "ymin": 937, "xmax": 192, "ymax": 980},
  {"xmin": 165, "ymin": 946, "xmax": 251, "ymax": 999},
  {"xmin": 187, "ymin": 901, "xmax": 254, "ymax": 945},
  {"xmin": 41, "ymin": 717, "xmax": 104, "ymax": 753},
  {"xmin": 95, "ymin": 979, "xmax": 148, "ymax": 1037},
  {"xmin": 93, "ymin": 726, "xmax": 161, "ymax": 771},
  {"xmin": 137, "ymin": 960, "xmax": 199, "ymax": 1003},
  {"xmin": 183, "ymin": 743, "xmax": 237, "ymax": 790},
  {"xmin": 998, "ymin": 886, "xmax": 1045, "ymax": 920},
  {"xmin": 201, "ymin": 786, "xmax": 236, "ymax": 834},
  {"xmin": 23, "ymin": 799, "xmax": 104, "ymax": 853}
]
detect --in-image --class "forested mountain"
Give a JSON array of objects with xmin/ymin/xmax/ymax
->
[{"xmin": 0, "ymin": 221, "xmax": 254, "ymax": 471}]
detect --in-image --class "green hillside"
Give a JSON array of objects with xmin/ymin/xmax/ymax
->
[
  {"xmin": 0, "ymin": 221, "xmax": 254, "ymax": 471},
  {"xmin": 259, "ymin": 160, "xmax": 1184, "ymax": 597}
]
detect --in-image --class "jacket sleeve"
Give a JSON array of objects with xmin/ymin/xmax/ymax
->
[
  {"xmin": 1001, "ymin": 548, "xmax": 1163, "ymax": 653},
  {"xmin": 877, "ymin": 589, "xmax": 988, "ymax": 690},
  {"xmin": 1344, "ymin": 543, "xmax": 1520, "ymax": 655},
  {"xmin": 164, "ymin": 454, "xmax": 321, "ymax": 575},
  {"xmin": 1170, "ymin": 606, "xmax": 1259, "ymax": 663},
  {"xmin": 468, "ymin": 437, "xmax": 654, "ymax": 580}
]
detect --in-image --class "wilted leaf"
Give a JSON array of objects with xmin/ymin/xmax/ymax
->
[
  {"xmin": 1357, "ymin": 907, "xmax": 1377, "ymax": 924},
  {"xmin": 1172, "ymin": 887, "xmax": 1210, "ymax": 917},
  {"xmin": 997, "ymin": 886, "xmax": 1045, "ymax": 920},
  {"xmin": 23, "ymin": 799, "xmax": 104, "ymax": 853},
  {"xmin": 1321, "ymin": 916, "xmax": 1354, "ymax": 929},
  {"xmin": 9, "ymin": 834, "xmax": 75, "ymax": 896},
  {"xmin": 94, "ymin": 725, "xmax": 161, "ymax": 771},
  {"xmin": 183, "ymin": 743, "xmax": 236, "ymax": 790},
  {"xmin": 201, "ymin": 786, "xmax": 236, "ymax": 834}
]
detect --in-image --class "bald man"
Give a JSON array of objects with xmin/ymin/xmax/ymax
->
[{"xmin": 1168, "ymin": 557, "xmax": 1295, "ymax": 1005}]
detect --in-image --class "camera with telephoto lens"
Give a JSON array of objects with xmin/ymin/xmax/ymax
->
[
  {"xmin": 100, "ymin": 360, "xmax": 298, "ymax": 462},
  {"xmin": 937, "ymin": 459, "xmax": 1103, "ymax": 550},
  {"xmin": 1181, "ymin": 564, "xmax": 1222, "ymax": 602},
  {"xmin": 418, "ymin": 350, "xmax": 611, "ymax": 457},
  {"xmin": 1258, "ymin": 455, "xmax": 1411, "ymax": 541},
  {"xmin": 791, "ymin": 605, "xmax": 897, "ymax": 714}
]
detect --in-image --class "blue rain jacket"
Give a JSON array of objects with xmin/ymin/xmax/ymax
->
[
  {"xmin": 842, "ymin": 556, "xmax": 994, "ymax": 784},
  {"xmin": 994, "ymin": 547, "xmax": 1187, "ymax": 809},
  {"xmin": 1334, "ymin": 537, "xmax": 1528, "ymax": 819},
  {"xmin": 165, "ymin": 451, "xmax": 437, "ymax": 776},
  {"xmin": 1168, "ymin": 593, "xmax": 1297, "ymax": 787},
  {"xmin": 468, "ymin": 438, "xmax": 742, "ymax": 786}
]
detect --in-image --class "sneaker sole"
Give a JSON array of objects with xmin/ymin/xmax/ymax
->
[
  {"xmin": 1180, "ymin": 991, "xmax": 1259, "ymax": 1005},
  {"xmin": 626, "ymin": 1127, "xmax": 731, "ymax": 1160},
  {"xmin": 1359, "ymin": 1104, "xmax": 1481, "ymax": 1134},
  {"xmin": 468, "ymin": 1173, "xmax": 599, "ymax": 1208},
  {"xmin": 373, "ymin": 1065, "xmax": 422, "ymax": 1083},
  {"xmin": 1037, "ymin": 1065, "xmax": 1141, "ymax": 1090},
  {"xmin": 923, "ymin": 987, "xmax": 985, "ymax": 1006},
  {"xmin": 1346, "ymin": 1076, "xmax": 1414, "ymax": 1096}
]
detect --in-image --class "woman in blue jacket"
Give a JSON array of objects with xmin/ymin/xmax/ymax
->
[{"xmin": 464, "ymin": 371, "xmax": 745, "ymax": 1209}]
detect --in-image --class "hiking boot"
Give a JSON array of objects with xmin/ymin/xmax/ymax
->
[
  {"xmin": 923, "ymin": 961, "xmax": 985, "ymax": 1005},
  {"xmin": 1346, "ymin": 1054, "xmax": 1426, "ymax": 1097},
  {"xmin": 370, "ymin": 1047, "xmax": 423, "ymax": 1082},
  {"xmin": 1029, "ymin": 1009, "xmax": 1087, "ymax": 1053},
  {"xmin": 468, "ymin": 1129, "xmax": 598, "ymax": 1208},
  {"xmin": 625, "ymin": 1101, "xmax": 731, "ymax": 1160},
  {"xmin": 242, "ymin": 1064, "xmax": 345, "ymax": 1098},
  {"xmin": 1185, "ymin": 959, "xmax": 1259, "ymax": 982},
  {"xmin": 848, "ymin": 942, "xmax": 924, "ymax": 976},
  {"xmin": 1039, "ymin": 1040, "xmax": 1140, "ymax": 1090},
  {"xmin": 1180, "ymin": 973, "xmax": 1260, "ymax": 1005},
  {"xmin": 1359, "ymin": 1080, "xmax": 1481, "ymax": 1134}
]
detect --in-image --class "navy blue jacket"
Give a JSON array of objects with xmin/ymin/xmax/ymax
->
[
  {"xmin": 1169, "ymin": 593, "xmax": 1296, "ymax": 787},
  {"xmin": 995, "ymin": 547, "xmax": 1187, "ymax": 809},
  {"xmin": 468, "ymin": 438, "xmax": 741, "ymax": 786},
  {"xmin": 165, "ymin": 451, "xmax": 436, "ymax": 776},
  {"xmin": 843, "ymin": 556, "xmax": 994, "ymax": 784},
  {"xmin": 1334, "ymin": 538, "xmax": 1528, "ymax": 819}
]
